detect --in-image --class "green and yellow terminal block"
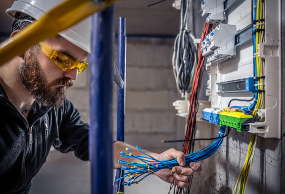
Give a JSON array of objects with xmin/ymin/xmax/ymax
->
[{"xmin": 219, "ymin": 108, "xmax": 253, "ymax": 132}]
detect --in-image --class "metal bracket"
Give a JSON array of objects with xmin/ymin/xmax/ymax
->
[
  {"xmin": 235, "ymin": 24, "xmax": 252, "ymax": 47},
  {"xmin": 113, "ymin": 63, "xmax": 124, "ymax": 89}
]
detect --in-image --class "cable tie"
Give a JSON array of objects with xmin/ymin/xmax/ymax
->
[
  {"xmin": 252, "ymin": 29, "xmax": 265, "ymax": 35},
  {"xmin": 254, "ymin": 76, "xmax": 265, "ymax": 80},
  {"xmin": 253, "ymin": 23, "xmax": 265, "ymax": 27},
  {"xmin": 253, "ymin": 19, "xmax": 265, "ymax": 24}
]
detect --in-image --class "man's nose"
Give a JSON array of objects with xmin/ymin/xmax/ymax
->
[{"xmin": 63, "ymin": 69, "xmax": 78, "ymax": 80}]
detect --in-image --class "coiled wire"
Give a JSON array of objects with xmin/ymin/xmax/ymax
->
[{"xmin": 172, "ymin": 0, "xmax": 198, "ymax": 95}]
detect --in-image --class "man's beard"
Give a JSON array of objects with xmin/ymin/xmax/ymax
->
[{"xmin": 19, "ymin": 46, "xmax": 73, "ymax": 108}]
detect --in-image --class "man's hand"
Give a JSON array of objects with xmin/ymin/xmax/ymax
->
[
  {"xmin": 113, "ymin": 142, "xmax": 202, "ymax": 187},
  {"xmin": 154, "ymin": 148, "xmax": 202, "ymax": 188}
]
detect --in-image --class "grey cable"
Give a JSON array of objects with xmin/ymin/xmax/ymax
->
[{"xmin": 172, "ymin": 0, "xmax": 198, "ymax": 95}]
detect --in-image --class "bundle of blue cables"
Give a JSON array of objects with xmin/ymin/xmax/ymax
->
[{"xmin": 116, "ymin": 126, "xmax": 227, "ymax": 186}]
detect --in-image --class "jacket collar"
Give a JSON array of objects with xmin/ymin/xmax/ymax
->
[{"xmin": 0, "ymin": 82, "xmax": 52, "ymax": 119}]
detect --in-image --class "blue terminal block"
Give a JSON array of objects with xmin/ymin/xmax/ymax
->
[
  {"xmin": 211, "ymin": 110, "xmax": 221, "ymax": 125},
  {"xmin": 202, "ymin": 109, "xmax": 211, "ymax": 122},
  {"xmin": 245, "ymin": 77, "xmax": 255, "ymax": 92},
  {"xmin": 202, "ymin": 108, "xmax": 215, "ymax": 122},
  {"xmin": 202, "ymin": 108, "xmax": 221, "ymax": 126}
]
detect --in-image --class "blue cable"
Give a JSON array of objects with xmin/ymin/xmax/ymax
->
[{"xmin": 117, "ymin": 126, "xmax": 227, "ymax": 186}]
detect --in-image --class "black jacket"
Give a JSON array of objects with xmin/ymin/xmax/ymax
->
[{"xmin": 0, "ymin": 84, "xmax": 89, "ymax": 193}]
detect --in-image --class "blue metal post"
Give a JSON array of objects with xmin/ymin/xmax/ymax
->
[
  {"xmin": 113, "ymin": 17, "xmax": 126, "ymax": 194},
  {"xmin": 89, "ymin": 4, "xmax": 114, "ymax": 194},
  {"xmin": 117, "ymin": 17, "xmax": 126, "ymax": 142}
]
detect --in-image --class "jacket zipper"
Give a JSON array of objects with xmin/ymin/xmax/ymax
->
[
  {"xmin": 21, "ymin": 117, "xmax": 47, "ymax": 190},
  {"xmin": 28, "ymin": 127, "xmax": 33, "ymax": 146},
  {"xmin": 20, "ymin": 126, "xmax": 33, "ymax": 190},
  {"xmin": 43, "ymin": 119, "xmax": 48, "ymax": 157}
]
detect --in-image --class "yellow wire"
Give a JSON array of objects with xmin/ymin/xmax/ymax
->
[
  {"xmin": 235, "ymin": 1, "xmax": 264, "ymax": 193},
  {"xmin": 234, "ymin": 134, "xmax": 256, "ymax": 194}
]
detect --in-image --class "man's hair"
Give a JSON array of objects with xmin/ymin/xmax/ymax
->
[{"xmin": 12, "ymin": 12, "xmax": 35, "ymax": 33}]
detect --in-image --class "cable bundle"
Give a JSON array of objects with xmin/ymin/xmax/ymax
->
[
  {"xmin": 172, "ymin": 0, "xmax": 198, "ymax": 95},
  {"xmin": 234, "ymin": 134, "xmax": 257, "ymax": 194},
  {"xmin": 233, "ymin": 0, "xmax": 264, "ymax": 193},
  {"xmin": 182, "ymin": 21, "xmax": 211, "ymax": 154},
  {"xmin": 170, "ymin": 21, "xmax": 212, "ymax": 194},
  {"xmin": 235, "ymin": 0, "xmax": 264, "ymax": 114},
  {"xmin": 251, "ymin": 0, "xmax": 265, "ymax": 115},
  {"xmin": 116, "ymin": 126, "xmax": 227, "ymax": 186},
  {"xmin": 169, "ymin": 19, "xmax": 212, "ymax": 194}
]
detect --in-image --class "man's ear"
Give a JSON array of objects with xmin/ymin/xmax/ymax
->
[
  {"xmin": 10, "ymin": 30, "xmax": 20, "ymax": 38},
  {"xmin": 10, "ymin": 30, "xmax": 25, "ymax": 59}
]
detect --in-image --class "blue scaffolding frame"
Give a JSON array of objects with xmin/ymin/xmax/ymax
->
[
  {"xmin": 89, "ymin": 1, "xmax": 126, "ymax": 191},
  {"xmin": 89, "ymin": 4, "xmax": 115, "ymax": 194},
  {"xmin": 114, "ymin": 17, "xmax": 127, "ymax": 194}
]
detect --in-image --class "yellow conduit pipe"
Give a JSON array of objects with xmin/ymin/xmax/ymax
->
[{"xmin": 0, "ymin": 0, "xmax": 116, "ymax": 65}]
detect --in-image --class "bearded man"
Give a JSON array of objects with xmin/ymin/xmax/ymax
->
[{"xmin": 0, "ymin": 1, "xmax": 202, "ymax": 193}]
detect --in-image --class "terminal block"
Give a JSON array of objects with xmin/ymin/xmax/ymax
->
[
  {"xmin": 202, "ymin": 108, "xmax": 221, "ymax": 125},
  {"xmin": 211, "ymin": 110, "xmax": 221, "ymax": 125},
  {"xmin": 202, "ymin": 108, "xmax": 215, "ymax": 122},
  {"xmin": 219, "ymin": 111, "xmax": 253, "ymax": 132}
]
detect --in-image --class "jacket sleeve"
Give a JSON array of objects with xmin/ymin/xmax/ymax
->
[{"xmin": 55, "ymin": 99, "xmax": 89, "ymax": 161}]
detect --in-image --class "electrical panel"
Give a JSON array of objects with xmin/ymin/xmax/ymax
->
[{"xmin": 173, "ymin": 0, "xmax": 281, "ymax": 139}]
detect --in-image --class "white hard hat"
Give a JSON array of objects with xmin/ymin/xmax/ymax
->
[{"xmin": 6, "ymin": 0, "xmax": 91, "ymax": 53}]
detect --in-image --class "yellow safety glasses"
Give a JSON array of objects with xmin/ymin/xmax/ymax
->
[{"xmin": 39, "ymin": 42, "xmax": 88, "ymax": 74}]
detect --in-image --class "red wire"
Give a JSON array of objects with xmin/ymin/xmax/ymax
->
[
  {"xmin": 168, "ymin": 21, "xmax": 210, "ymax": 194},
  {"xmin": 182, "ymin": 22, "xmax": 209, "ymax": 154}
]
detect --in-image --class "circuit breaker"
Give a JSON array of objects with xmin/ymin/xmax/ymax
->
[{"xmin": 201, "ymin": 23, "xmax": 236, "ymax": 62}]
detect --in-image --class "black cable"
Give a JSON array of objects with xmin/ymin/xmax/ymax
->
[
  {"xmin": 228, "ymin": 95, "xmax": 255, "ymax": 107},
  {"xmin": 162, "ymin": 127, "xmax": 231, "ymax": 143},
  {"xmin": 147, "ymin": 0, "xmax": 166, "ymax": 7}
]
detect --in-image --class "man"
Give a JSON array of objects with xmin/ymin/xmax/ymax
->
[{"xmin": 0, "ymin": 0, "xmax": 202, "ymax": 193}]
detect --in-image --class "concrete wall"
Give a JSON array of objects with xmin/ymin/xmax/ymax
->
[{"xmin": 120, "ymin": 38, "xmax": 185, "ymax": 152}]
